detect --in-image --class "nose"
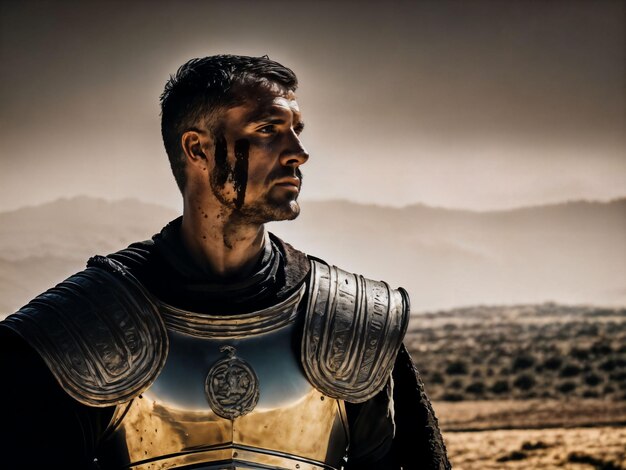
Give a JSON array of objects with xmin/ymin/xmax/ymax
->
[{"xmin": 279, "ymin": 132, "xmax": 309, "ymax": 167}]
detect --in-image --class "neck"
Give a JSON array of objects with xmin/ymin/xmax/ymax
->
[{"xmin": 180, "ymin": 197, "xmax": 266, "ymax": 279}]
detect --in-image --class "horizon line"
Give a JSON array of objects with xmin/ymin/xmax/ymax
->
[{"xmin": 1, "ymin": 194, "xmax": 625, "ymax": 216}]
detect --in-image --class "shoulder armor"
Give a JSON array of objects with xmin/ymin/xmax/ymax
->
[
  {"xmin": 1, "ymin": 256, "xmax": 168, "ymax": 407},
  {"xmin": 301, "ymin": 258, "xmax": 410, "ymax": 403}
]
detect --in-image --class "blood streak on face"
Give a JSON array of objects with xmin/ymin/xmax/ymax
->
[{"xmin": 233, "ymin": 139, "xmax": 250, "ymax": 210}]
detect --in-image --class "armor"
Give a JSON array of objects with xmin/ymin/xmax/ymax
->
[
  {"xmin": 1, "ymin": 255, "xmax": 168, "ymax": 407},
  {"xmin": 2, "ymin": 254, "xmax": 410, "ymax": 469}
]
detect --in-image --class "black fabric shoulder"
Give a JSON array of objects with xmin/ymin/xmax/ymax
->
[
  {"xmin": 268, "ymin": 232, "xmax": 310, "ymax": 297},
  {"xmin": 389, "ymin": 345, "xmax": 451, "ymax": 469},
  {"xmin": 0, "ymin": 327, "xmax": 115, "ymax": 467}
]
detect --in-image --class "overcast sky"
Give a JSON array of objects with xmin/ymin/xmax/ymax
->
[{"xmin": 0, "ymin": 0, "xmax": 624, "ymax": 212}]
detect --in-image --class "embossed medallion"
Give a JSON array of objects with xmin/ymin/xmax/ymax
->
[{"xmin": 205, "ymin": 345, "xmax": 259, "ymax": 419}]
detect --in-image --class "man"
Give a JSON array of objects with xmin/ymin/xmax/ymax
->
[{"xmin": 0, "ymin": 55, "xmax": 449, "ymax": 469}]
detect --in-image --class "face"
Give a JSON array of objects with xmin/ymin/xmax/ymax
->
[{"xmin": 199, "ymin": 85, "xmax": 309, "ymax": 224}]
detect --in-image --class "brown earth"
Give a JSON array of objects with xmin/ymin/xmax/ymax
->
[
  {"xmin": 434, "ymin": 400, "xmax": 626, "ymax": 469},
  {"xmin": 443, "ymin": 427, "xmax": 626, "ymax": 470}
]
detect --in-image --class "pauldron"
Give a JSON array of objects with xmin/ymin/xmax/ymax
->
[
  {"xmin": 2, "ymin": 255, "xmax": 409, "ymax": 410},
  {"xmin": 301, "ymin": 258, "xmax": 410, "ymax": 403},
  {"xmin": 1, "ymin": 256, "xmax": 168, "ymax": 407}
]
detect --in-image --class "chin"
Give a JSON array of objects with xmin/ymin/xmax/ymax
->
[
  {"xmin": 240, "ymin": 199, "xmax": 301, "ymax": 224},
  {"xmin": 269, "ymin": 200, "xmax": 301, "ymax": 222}
]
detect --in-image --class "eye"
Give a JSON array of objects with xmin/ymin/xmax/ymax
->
[
  {"xmin": 293, "ymin": 122, "xmax": 305, "ymax": 135},
  {"xmin": 258, "ymin": 124, "xmax": 277, "ymax": 135}
]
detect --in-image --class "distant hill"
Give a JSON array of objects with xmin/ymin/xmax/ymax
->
[
  {"xmin": 270, "ymin": 198, "xmax": 626, "ymax": 310},
  {"xmin": 0, "ymin": 196, "xmax": 178, "ymax": 314},
  {"xmin": 0, "ymin": 196, "xmax": 624, "ymax": 316}
]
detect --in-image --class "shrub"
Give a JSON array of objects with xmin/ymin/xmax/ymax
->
[
  {"xmin": 465, "ymin": 381, "xmax": 485, "ymax": 395},
  {"xmin": 441, "ymin": 392, "xmax": 464, "ymax": 402},
  {"xmin": 568, "ymin": 452, "xmax": 621, "ymax": 470},
  {"xmin": 591, "ymin": 342, "xmax": 612, "ymax": 356},
  {"xmin": 609, "ymin": 371, "xmax": 626, "ymax": 382},
  {"xmin": 446, "ymin": 360, "xmax": 469, "ymax": 375},
  {"xmin": 512, "ymin": 354, "xmax": 535, "ymax": 371},
  {"xmin": 496, "ymin": 451, "xmax": 527, "ymax": 462},
  {"xmin": 543, "ymin": 356, "xmax": 562, "ymax": 370},
  {"xmin": 560, "ymin": 364, "xmax": 582, "ymax": 377},
  {"xmin": 521, "ymin": 441, "xmax": 550, "ymax": 451},
  {"xmin": 430, "ymin": 372, "xmax": 445, "ymax": 384},
  {"xmin": 575, "ymin": 323, "xmax": 599, "ymax": 337},
  {"xmin": 513, "ymin": 374, "xmax": 535, "ymax": 391},
  {"xmin": 450, "ymin": 379, "xmax": 464, "ymax": 390},
  {"xmin": 570, "ymin": 347, "xmax": 589, "ymax": 361},
  {"xmin": 600, "ymin": 359, "xmax": 616, "ymax": 372},
  {"xmin": 558, "ymin": 381, "xmax": 577, "ymax": 394},
  {"xmin": 584, "ymin": 373, "xmax": 602, "ymax": 386},
  {"xmin": 491, "ymin": 380, "xmax": 510, "ymax": 394}
]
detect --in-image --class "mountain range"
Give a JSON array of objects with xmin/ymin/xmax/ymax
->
[{"xmin": 0, "ymin": 196, "xmax": 624, "ymax": 316}]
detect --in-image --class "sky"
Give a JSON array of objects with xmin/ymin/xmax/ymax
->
[{"xmin": 0, "ymin": 0, "xmax": 624, "ymax": 212}]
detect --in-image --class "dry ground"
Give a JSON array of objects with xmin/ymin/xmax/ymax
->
[
  {"xmin": 433, "ymin": 400, "xmax": 626, "ymax": 469},
  {"xmin": 443, "ymin": 427, "xmax": 626, "ymax": 470}
]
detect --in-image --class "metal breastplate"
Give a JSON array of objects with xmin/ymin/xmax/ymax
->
[{"xmin": 97, "ymin": 284, "xmax": 349, "ymax": 470}]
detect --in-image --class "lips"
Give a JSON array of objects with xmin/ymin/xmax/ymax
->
[{"xmin": 274, "ymin": 177, "xmax": 300, "ymax": 191}]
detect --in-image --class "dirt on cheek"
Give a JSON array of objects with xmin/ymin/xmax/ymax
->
[
  {"xmin": 212, "ymin": 133, "xmax": 230, "ymax": 190},
  {"xmin": 233, "ymin": 139, "xmax": 250, "ymax": 210},
  {"xmin": 209, "ymin": 134, "xmax": 250, "ymax": 210}
]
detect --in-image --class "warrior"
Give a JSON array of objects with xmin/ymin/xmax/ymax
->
[{"xmin": 0, "ymin": 55, "xmax": 449, "ymax": 469}]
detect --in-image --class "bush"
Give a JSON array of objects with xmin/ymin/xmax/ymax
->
[
  {"xmin": 590, "ymin": 342, "xmax": 612, "ymax": 356},
  {"xmin": 570, "ymin": 347, "xmax": 589, "ymax": 360},
  {"xmin": 558, "ymin": 381, "xmax": 577, "ymax": 394},
  {"xmin": 496, "ymin": 451, "xmax": 527, "ymax": 462},
  {"xmin": 491, "ymin": 380, "xmax": 510, "ymax": 394},
  {"xmin": 430, "ymin": 372, "xmax": 445, "ymax": 384},
  {"xmin": 584, "ymin": 373, "xmax": 602, "ymax": 386},
  {"xmin": 513, "ymin": 374, "xmax": 535, "ymax": 391},
  {"xmin": 446, "ymin": 360, "xmax": 469, "ymax": 375},
  {"xmin": 560, "ymin": 364, "xmax": 582, "ymax": 377},
  {"xmin": 441, "ymin": 393, "xmax": 464, "ymax": 402},
  {"xmin": 465, "ymin": 381, "xmax": 485, "ymax": 395},
  {"xmin": 450, "ymin": 379, "xmax": 464, "ymax": 390},
  {"xmin": 600, "ymin": 359, "xmax": 616, "ymax": 371},
  {"xmin": 521, "ymin": 441, "xmax": 550, "ymax": 451},
  {"xmin": 512, "ymin": 354, "xmax": 535, "ymax": 371},
  {"xmin": 543, "ymin": 356, "xmax": 562, "ymax": 370},
  {"xmin": 609, "ymin": 371, "xmax": 626, "ymax": 382}
]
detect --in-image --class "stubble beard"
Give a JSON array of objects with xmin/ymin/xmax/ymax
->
[{"xmin": 238, "ymin": 194, "xmax": 301, "ymax": 225}]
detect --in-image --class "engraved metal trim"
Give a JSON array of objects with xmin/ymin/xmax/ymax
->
[
  {"xmin": 205, "ymin": 345, "xmax": 260, "ymax": 420},
  {"xmin": 301, "ymin": 259, "xmax": 410, "ymax": 403},
  {"xmin": 121, "ymin": 443, "xmax": 339, "ymax": 470},
  {"xmin": 0, "ymin": 255, "xmax": 168, "ymax": 407},
  {"xmin": 160, "ymin": 283, "xmax": 306, "ymax": 338}
]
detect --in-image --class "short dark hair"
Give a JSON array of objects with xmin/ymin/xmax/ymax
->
[{"xmin": 160, "ymin": 54, "xmax": 298, "ymax": 192}]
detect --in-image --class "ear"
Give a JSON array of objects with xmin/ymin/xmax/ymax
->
[{"xmin": 181, "ymin": 131, "xmax": 210, "ymax": 170}]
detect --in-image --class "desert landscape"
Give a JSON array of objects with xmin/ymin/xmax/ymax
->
[{"xmin": 409, "ymin": 305, "xmax": 626, "ymax": 469}]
